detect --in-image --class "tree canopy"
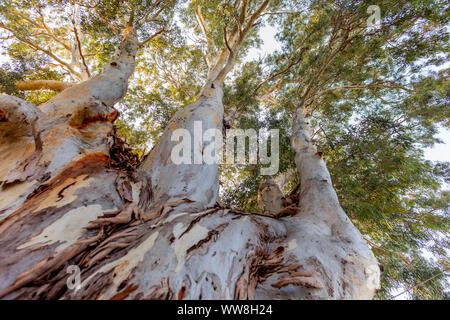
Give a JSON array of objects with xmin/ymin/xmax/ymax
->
[{"xmin": 1, "ymin": 0, "xmax": 449, "ymax": 299}]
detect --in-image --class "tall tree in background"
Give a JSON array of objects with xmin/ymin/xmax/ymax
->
[
  {"xmin": 0, "ymin": 0, "xmax": 447, "ymax": 300},
  {"xmin": 221, "ymin": 0, "xmax": 449, "ymax": 299}
]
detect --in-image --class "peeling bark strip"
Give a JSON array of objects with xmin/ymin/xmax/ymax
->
[
  {"xmin": 272, "ymin": 270, "xmax": 324, "ymax": 290},
  {"xmin": 1, "ymin": 151, "xmax": 43, "ymax": 187},
  {"xmin": 0, "ymin": 229, "xmax": 105, "ymax": 299},
  {"xmin": 109, "ymin": 284, "xmax": 138, "ymax": 300},
  {"xmin": 233, "ymin": 244, "xmax": 317, "ymax": 300},
  {"xmin": 178, "ymin": 208, "xmax": 220, "ymax": 239}
]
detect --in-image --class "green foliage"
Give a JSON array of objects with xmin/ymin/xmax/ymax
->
[
  {"xmin": 220, "ymin": 0, "xmax": 450, "ymax": 299},
  {"xmin": 2, "ymin": 0, "xmax": 448, "ymax": 299},
  {"xmin": 0, "ymin": 44, "xmax": 63, "ymax": 103}
]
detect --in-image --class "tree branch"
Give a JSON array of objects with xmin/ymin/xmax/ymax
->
[
  {"xmin": 138, "ymin": 27, "xmax": 166, "ymax": 48},
  {"xmin": 214, "ymin": 0, "xmax": 270, "ymax": 82},
  {"xmin": 124, "ymin": 1, "xmax": 136, "ymax": 27},
  {"xmin": 72, "ymin": 24, "xmax": 91, "ymax": 78},
  {"xmin": 0, "ymin": 22, "xmax": 83, "ymax": 79},
  {"xmin": 36, "ymin": 10, "xmax": 72, "ymax": 51},
  {"xmin": 315, "ymin": 82, "xmax": 414, "ymax": 97},
  {"xmin": 238, "ymin": 0, "xmax": 249, "ymax": 25},
  {"xmin": 223, "ymin": 26, "xmax": 232, "ymax": 54},
  {"xmin": 363, "ymin": 236, "xmax": 412, "ymax": 265},
  {"xmin": 12, "ymin": 9, "xmax": 71, "ymax": 52},
  {"xmin": 195, "ymin": 3, "xmax": 209, "ymax": 38},
  {"xmin": 195, "ymin": 2, "xmax": 213, "ymax": 66},
  {"xmin": 15, "ymin": 80, "xmax": 74, "ymax": 92},
  {"xmin": 140, "ymin": 0, "xmax": 161, "ymax": 22},
  {"xmin": 145, "ymin": 3, "xmax": 167, "ymax": 22}
]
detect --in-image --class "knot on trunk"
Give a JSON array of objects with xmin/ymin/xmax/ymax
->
[{"xmin": 68, "ymin": 100, "xmax": 118, "ymax": 129}]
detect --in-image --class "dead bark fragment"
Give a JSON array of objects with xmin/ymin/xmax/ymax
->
[
  {"xmin": 107, "ymin": 131, "xmax": 141, "ymax": 172},
  {"xmin": 109, "ymin": 284, "xmax": 138, "ymax": 300},
  {"xmin": 1, "ymin": 151, "xmax": 43, "ymax": 187},
  {"xmin": 137, "ymin": 198, "xmax": 194, "ymax": 224},
  {"xmin": 234, "ymin": 246, "xmax": 294, "ymax": 300},
  {"xmin": 144, "ymin": 278, "xmax": 172, "ymax": 300},
  {"xmin": 116, "ymin": 175, "xmax": 134, "ymax": 202},
  {"xmin": 88, "ymin": 203, "xmax": 137, "ymax": 229}
]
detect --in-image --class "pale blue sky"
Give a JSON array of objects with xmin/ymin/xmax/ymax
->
[
  {"xmin": 0, "ymin": 22, "xmax": 448, "ymax": 164},
  {"xmin": 248, "ymin": 25, "xmax": 450, "ymax": 164},
  {"xmin": 247, "ymin": 25, "xmax": 449, "ymax": 300}
]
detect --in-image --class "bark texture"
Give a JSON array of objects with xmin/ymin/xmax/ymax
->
[
  {"xmin": 0, "ymin": 7, "xmax": 379, "ymax": 300},
  {"xmin": 139, "ymin": 81, "xmax": 224, "ymax": 213},
  {"xmin": 0, "ymin": 93, "xmax": 380, "ymax": 300},
  {"xmin": 15, "ymin": 80, "xmax": 74, "ymax": 92}
]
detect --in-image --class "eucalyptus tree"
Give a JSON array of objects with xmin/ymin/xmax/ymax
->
[
  {"xmin": 221, "ymin": 0, "xmax": 449, "ymax": 298},
  {"xmin": 0, "ymin": 0, "xmax": 446, "ymax": 300}
]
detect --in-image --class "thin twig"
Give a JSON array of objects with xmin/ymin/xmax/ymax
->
[
  {"xmin": 389, "ymin": 270, "xmax": 449, "ymax": 300},
  {"xmin": 73, "ymin": 25, "xmax": 91, "ymax": 78}
]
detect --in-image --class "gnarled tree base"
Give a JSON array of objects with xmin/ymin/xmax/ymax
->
[{"xmin": 0, "ymin": 155, "xmax": 378, "ymax": 300}]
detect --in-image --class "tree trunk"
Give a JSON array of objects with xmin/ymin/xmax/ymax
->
[{"xmin": 0, "ymin": 29, "xmax": 379, "ymax": 301}]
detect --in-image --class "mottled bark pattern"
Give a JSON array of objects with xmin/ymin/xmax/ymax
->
[{"xmin": 0, "ymin": 20, "xmax": 379, "ymax": 300}]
